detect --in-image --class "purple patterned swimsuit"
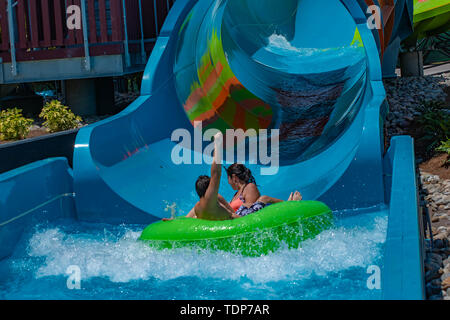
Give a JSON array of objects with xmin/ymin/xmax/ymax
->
[
  {"xmin": 235, "ymin": 187, "xmax": 267, "ymax": 217},
  {"xmin": 235, "ymin": 201, "xmax": 267, "ymax": 217}
]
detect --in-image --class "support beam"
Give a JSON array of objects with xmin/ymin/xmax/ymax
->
[
  {"xmin": 80, "ymin": 0, "xmax": 91, "ymax": 71},
  {"xmin": 400, "ymin": 51, "xmax": 424, "ymax": 77},
  {"xmin": 122, "ymin": 0, "xmax": 131, "ymax": 67},
  {"xmin": 6, "ymin": 0, "xmax": 17, "ymax": 76},
  {"xmin": 138, "ymin": 0, "xmax": 147, "ymax": 64},
  {"xmin": 64, "ymin": 79, "xmax": 97, "ymax": 116},
  {"xmin": 95, "ymin": 77, "xmax": 116, "ymax": 115}
]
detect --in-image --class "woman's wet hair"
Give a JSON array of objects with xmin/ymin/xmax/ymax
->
[{"xmin": 226, "ymin": 164, "xmax": 256, "ymax": 185}]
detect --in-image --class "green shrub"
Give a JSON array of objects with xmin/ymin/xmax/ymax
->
[
  {"xmin": 436, "ymin": 139, "xmax": 450, "ymax": 165},
  {"xmin": 0, "ymin": 108, "xmax": 34, "ymax": 141},
  {"xmin": 39, "ymin": 100, "xmax": 82, "ymax": 133},
  {"xmin": 417, "ymin": 101, "xmax": 450, "ymax": 152}
]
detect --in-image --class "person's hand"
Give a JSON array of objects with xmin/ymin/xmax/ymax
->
[
  {"xmin": 214, "ymin": 131, "xmax": 223, "ymax": 146},
  {"xmin": 213, "ymin": 131, "xmax": 224, "ymax": 164},
  {"xmin": 293, "ymin": 191, "xmax": 302, "ymax": 201}
]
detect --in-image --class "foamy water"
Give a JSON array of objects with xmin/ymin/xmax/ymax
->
[
  {"xmin": 267, "ymin": 34, "xmax": 319, "ymax": 56},
  {"xmin": 259, "ymin": 33, "xmax": 366, "ymax": 75},
  {"xmin": 1, "ymin": 210, "xmax": 387, "ymax": 299},
  {"xmin": 23, "ymin": 213, "xmax": 385, "ymax": 282}
]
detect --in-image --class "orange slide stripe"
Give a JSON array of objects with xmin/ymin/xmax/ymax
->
[{"xmin": 184, "ymin": 62, "xmax": 224, "ymax": 112}]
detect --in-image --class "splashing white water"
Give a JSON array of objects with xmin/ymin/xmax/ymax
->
[
  {"xmin": 265, "ymin": 33, "xmax": 364, "ymax": 64},
  {"xmin": 267, "ymin": 34, "xmax": 317, "ymax": 56},
  {"xmin": 23, "ymin": 213, "xmax": 387, "ymax": 284}
]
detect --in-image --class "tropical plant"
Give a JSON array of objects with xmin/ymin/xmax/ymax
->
[
  {"xmin": 416, "ymin": 100, "xmax": 450, "ymax": 153},
  {"xmin": 39, "ymin": 100, "xmax": 82, "ymax": 133},
  {"xmin": 0, "ymin": 108, "xmax": 34, "ymax": 141},
  {"xmin": 436, "ymin": 138, "xmax": 450, "ymax": 165}
]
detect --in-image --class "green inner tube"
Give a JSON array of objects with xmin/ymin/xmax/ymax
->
[{"xmin": 139, "ymin": 200, "xmax": 334, "ymax": 256}]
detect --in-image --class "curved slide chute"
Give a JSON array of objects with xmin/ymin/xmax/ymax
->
[{"xmin": 73, "ymin": 0, "xmax": 413, "ymax": 224}]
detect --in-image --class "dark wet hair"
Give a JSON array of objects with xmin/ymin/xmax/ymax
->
[
  {"xmin": 225, "ymin": 164, "xmax": 256, "ymax": 185},
  {"xmin": 195, "ymin": 175, "xmax": 210, "ymax": 198}
]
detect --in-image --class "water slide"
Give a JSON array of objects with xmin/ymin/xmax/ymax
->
[
  {"xmin": 407, "ymin": 0, "xmax": 450, "ymax": 43},
  {"xmin": 73, "ymin": 0, "xmax": 415, "ymax": 224}
]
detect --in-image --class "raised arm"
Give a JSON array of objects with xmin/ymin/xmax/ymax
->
[{"xmin": 204, "ymin": 132, "xmax": 223, "ymax": 204}]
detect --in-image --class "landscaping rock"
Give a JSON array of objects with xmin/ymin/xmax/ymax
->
[
  {"xmin": 443, "ymin": 278, "xmax": 450, "ymax": 291},
  {"xmin": 430, "ymin": 253, "xmax": 443, "ymax": 265},
  {"xmin": 426, "ymin": 282, "xmax": 442, "ymax": 296},
  {"xmin": 426, "ymin": 270, "xmax": 442, "ymax": 282}
]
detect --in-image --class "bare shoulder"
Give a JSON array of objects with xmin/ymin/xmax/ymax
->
[
  {"xmin": 244, "ymin": 183, "xmax": 259, "ymax": 194},
  {"xmin": 243, "ymin": 183, "xmax": 260, "ymax": 201}
]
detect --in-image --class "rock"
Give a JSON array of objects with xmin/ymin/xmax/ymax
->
[
  {"xmin": 423, "ymin": 175, "xmax": 440, "ymax": 184},
  {"xmin": 427, "ymin": 282, "xmax": 442, "ymax": 297},
  {"xmin": 432, "ymin": 276, "xmax": 442, "ymax": 283},
  {"xmin": 398, "ymin": 120, "xmax": 410, "ymax": 128},
  {"xmin": 437, "ymin": 226, "xmax": 448, "ymax": 233},
  {"xmin": 444, "ymin": 239, "xmax": 450, "ymax": 248},
  {"xmin": 432, "ymin": 248, "xmax": 444, "ymax": 255},
  {"xmin": 434, "ymin": 239, "xmax": 446, "ymax": 248},
  {"xmin": 443, "ymin": 278, "xmax": 450, "ymax": 291},
  {"xmin": 425, "ymin": 260, "xmax": 442, "ymax": 273},
  {"xmin": 434, "ymin": 233, "xmax": 448, "ymax": 241},
  {"xmin": 432, "ymin": 227, "xmax": 439, "ymax": 236},
  {"xmin": 426, "ymin": 270, "xmax": 442, "ymax": 282},
  {"xmin": 436, "ymin": 196, "xmax": 450, "ymax": 206},
  {"xmin": 430, "ymin": 253, "xmax": 443, "ymax": 265},
  {"xmin": 445, "ymin": 265, "xmax": 450, "ymax": 275},
  {"xmin": 441, "ymin": 248, "xmax": 450, "ymax": 256}
]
